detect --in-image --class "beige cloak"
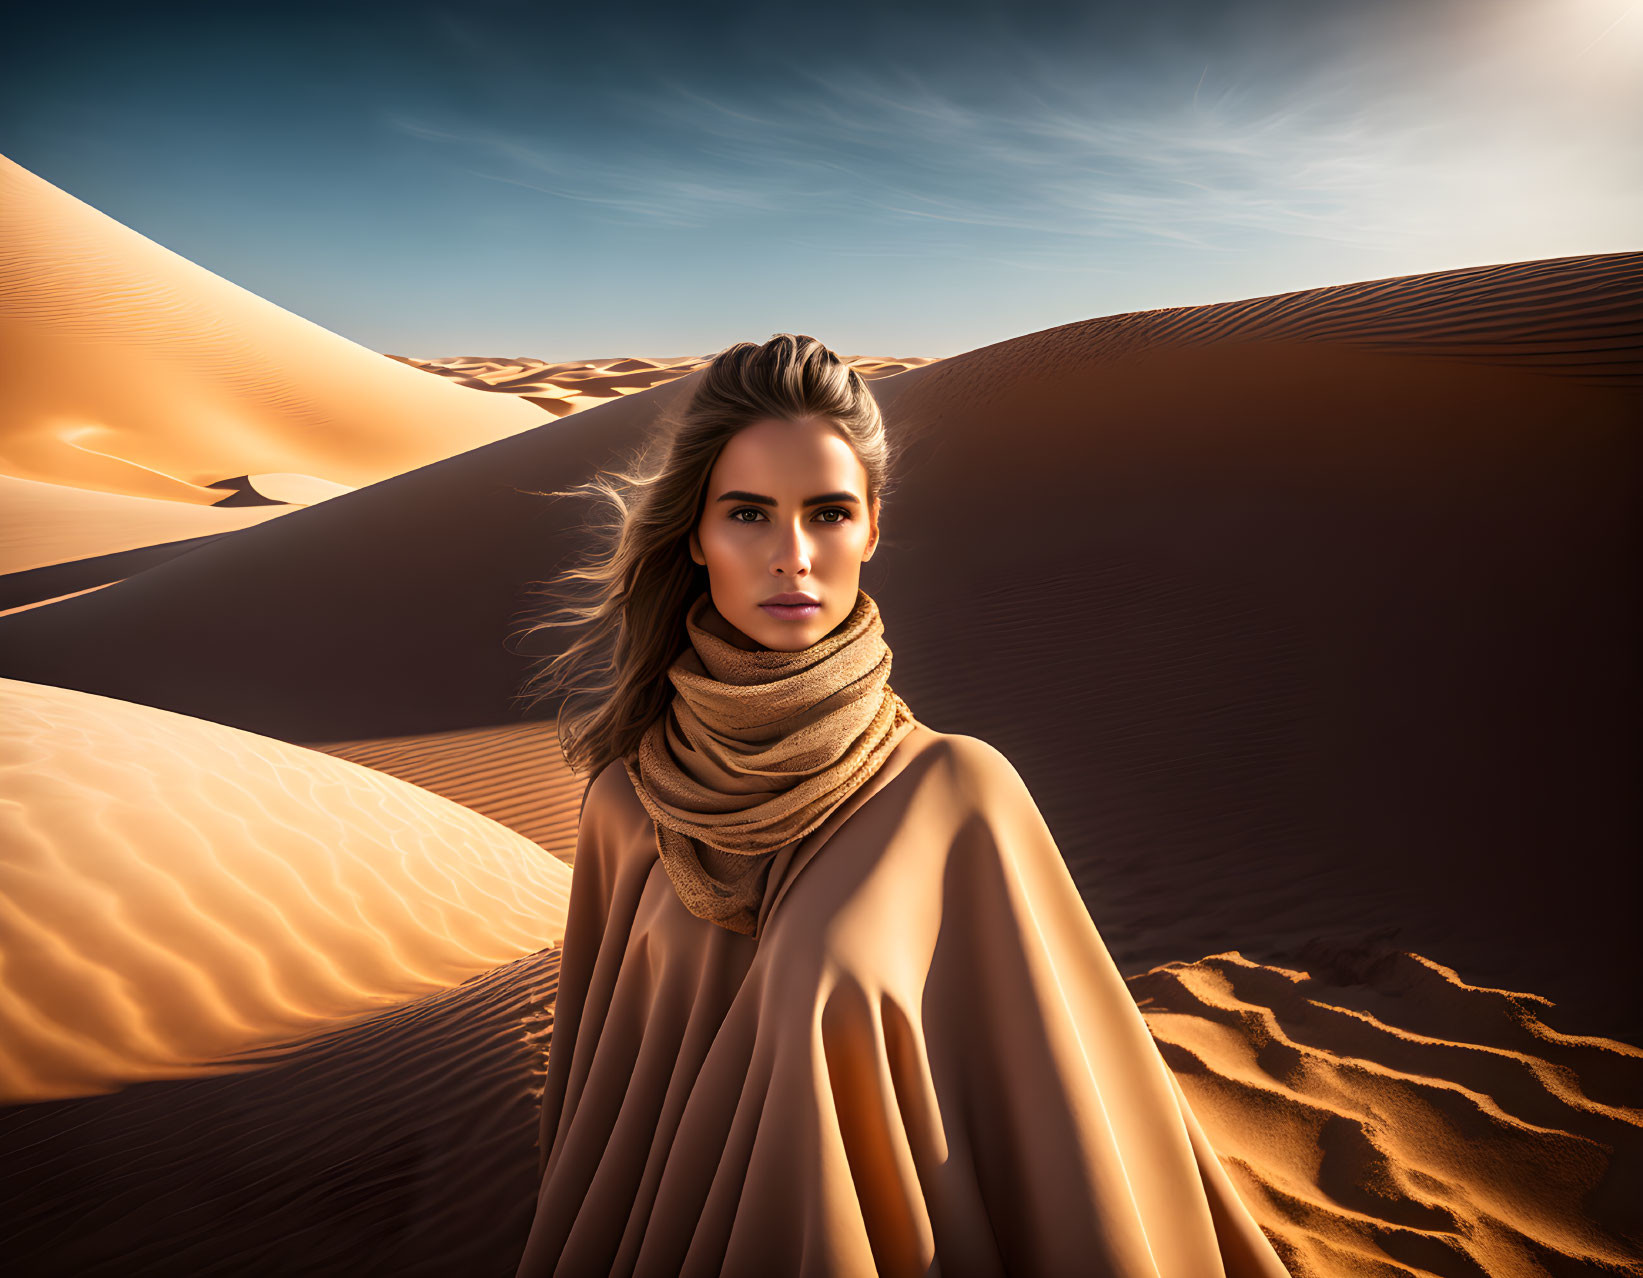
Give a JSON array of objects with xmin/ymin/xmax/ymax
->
[{"xmin": 515, "ymin": 721, "xmax": 1290, "ymax": 1278}]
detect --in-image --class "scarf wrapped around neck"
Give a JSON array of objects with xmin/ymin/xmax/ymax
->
[{"xmin": 623, "ymin": 585, "xmax": 917, "ymax": 937}]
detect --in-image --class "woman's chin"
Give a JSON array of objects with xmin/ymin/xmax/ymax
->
[{"xmin": 744, "ymin": 616, "xmax": 823, "ymax": 651}]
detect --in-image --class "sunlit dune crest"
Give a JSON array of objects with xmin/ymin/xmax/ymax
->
[
  {"xmin": 305, "ymin": 719, "xmax": 586, "ymax": 867},
  {"xmin": 203, "ymin": 472, "xmax": 356, "ymax": 507},
  {"xmin": 387, "ymin": 351, "xmax": 942, "ymax": 418},
  {"xmin": 0, "ymin": 472, "xmax": 285, "ymax": 577},
  {"xmin": 1132, "ymin": 950, "xmax": 1643, "ymax": 1277},
  {"xmin": 0, "ymin": 582, "xmax": 111, "ymax": 616},
  {"xmin": 0, "ymin": 155, "xmax": 545, "ymax": 506},
  {"xmin": 0, "ymin": 677, "xmax": 571, "ymax": 1103}
]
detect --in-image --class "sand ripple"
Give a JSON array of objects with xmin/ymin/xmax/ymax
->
[
  {"xmin": 0, "ymin": 677, "xmax": 570, "ymax": 1102},
  {"xmin": 1132, "ymin": 949, "xmax": 1643, "ymax": 1277},
  {"xmin": 306, "ymin": 719, "xmax": 585, "ymax": 866},
  {"xmin": 0, "ymin": 945, "xmax": 562, "ymax": 1275}
]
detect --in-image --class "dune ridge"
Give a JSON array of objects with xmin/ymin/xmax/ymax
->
[
  {"xmin": 0, "ymin": 155, "xmax": 545, "ymax": 504},
  {"xmin": 0, "ymin": 472, "xmax": 285, "ymax": 577},
  {"xmin": 204, "ymin": 472, "xmax": 356, "ymax": 507},
  {"xmin": 922, "ymin": 253, "xmax": 1643, "ymax": 412}
]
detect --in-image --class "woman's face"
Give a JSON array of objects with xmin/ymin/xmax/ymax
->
[{"xmin": 688, "ymin": 416, "xmax": 880, "ymax": 652}]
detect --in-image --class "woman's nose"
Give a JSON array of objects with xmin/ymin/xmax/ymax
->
[{"xmin": 771, "ymin": 520, "xmax": 813, "ymax": 573}]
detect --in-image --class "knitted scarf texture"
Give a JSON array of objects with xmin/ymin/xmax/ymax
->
[{"xmin": 623, "ymin": 585, "xmax": 917, "ymax": 937}]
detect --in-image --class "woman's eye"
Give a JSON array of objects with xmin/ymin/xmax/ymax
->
[{"xmin": 729, "ymin": 507, "xmax": 850, "ymax": 524}]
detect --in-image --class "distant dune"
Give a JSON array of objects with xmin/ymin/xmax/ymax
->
[
  {"xmin": 388, "ymin": 350, "xmax": 935, "ymax": 419},
  {"xmin": 0, "ymin": 153, "xmax": 1637, "ymax": 1277}
]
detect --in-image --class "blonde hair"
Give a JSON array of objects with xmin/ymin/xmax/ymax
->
[{"xmin": 510, "ymin": 333, "xmax": 901, "ymax": 784}]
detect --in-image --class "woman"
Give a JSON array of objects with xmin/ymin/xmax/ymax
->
[{"xmin": 512, "ymin": 335, "xmax": 1289, "ymax": 1277}]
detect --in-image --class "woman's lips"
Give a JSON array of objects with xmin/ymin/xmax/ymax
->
[{"xmin": 759, "ymin": 602, "xmax": 821, "ymax": 621}]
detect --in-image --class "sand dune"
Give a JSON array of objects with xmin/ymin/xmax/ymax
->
[
  {"xmin": 1132, "ymin": 949, "xmax": 1643, "ymax": 1276},
  {"xmin": 1, "ymin": 941, "xmax": 1634, "ymax": 1276},
  {"xmin": 0, "ymin": 252, "xmax": 1635, "ymax": 1037},
  {"xmin": 0, "ymin": 155, "xmax": 545, "ymax": 505},
  {"xmin": 0, "ymin": 677, "xmax": 571, "ymax": 1103},
  {"xmin": 0, "ymin": 246, "xmax": 1639, "ymax": 1276},
  {"xmin": 390, "ymin": 351, "xmax": 938, "ymax": 419}
]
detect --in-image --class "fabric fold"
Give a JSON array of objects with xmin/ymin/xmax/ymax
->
[{"xmin": 518, "ymin": 724, "xmax": 1292, "ymax": 1278}]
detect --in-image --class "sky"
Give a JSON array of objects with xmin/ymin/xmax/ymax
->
[{"xmin": 3, "ymin": 0, "xmax": 1639, "ymax": 360}]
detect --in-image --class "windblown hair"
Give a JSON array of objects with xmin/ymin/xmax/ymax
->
[{"xmin": 510, "ymin": 333, "xmax": 900, "ymax": 786}]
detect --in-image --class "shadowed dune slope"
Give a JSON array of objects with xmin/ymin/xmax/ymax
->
[
  {"xmin": 0, "ymin": 678, "xmax": 571, "ymax": 1102},
  {"xmin": 0, "ymin": 253, "xmax": 1638, "ymax": 1046},
  {"xmin": 1130, "ymin": 949, "xmax": 1643, "ymax": 1278},
  {"xmin": 0, "ymin": 945, "xmax": 563, "ymax": 1277},
  {"xmin": 0, "ymin": 155, "xmax": 546, "ymax": 505}
]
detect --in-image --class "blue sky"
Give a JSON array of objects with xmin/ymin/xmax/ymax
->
[{"xmin": 4, "ymin": 0, "xmax": 1639, "ymax": 359}]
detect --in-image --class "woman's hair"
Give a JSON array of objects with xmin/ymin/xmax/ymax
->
[{"xmin": 510, "ymin": 333, "xmax": 901, "ymax": 784}]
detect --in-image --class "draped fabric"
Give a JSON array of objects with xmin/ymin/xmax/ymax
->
[
  {"xmin": 516, "ymin": 721, "xmax": 1290, "ymax": 1278},
  {"xmin": 623, "ymin": 586, "xmax": 916, "ymax": 937}
]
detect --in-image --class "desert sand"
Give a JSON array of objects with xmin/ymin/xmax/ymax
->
[
  {"xmin": 0, "ymin": 677, "xmax": 572, "ymax": 1102},
  {"xmin": 387, "ymin": 351, "xmax": 936, "ymax": 419},
  {"xmin": 0, "ymin": 152, "xmax": 1637, "ymax": 1275}
]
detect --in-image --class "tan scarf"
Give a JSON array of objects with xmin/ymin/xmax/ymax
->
[{"xmin": 623, "ymin": 585, "xmax": 917, "ymax": 937}]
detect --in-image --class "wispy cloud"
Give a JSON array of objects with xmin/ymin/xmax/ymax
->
[
  {"xmin": 385, "ymin": 115, "xmax": 794, "ymax": 227},
  {"xmin": 387, "ymin": 0, "xmax": 1640, "ymax": 267}
]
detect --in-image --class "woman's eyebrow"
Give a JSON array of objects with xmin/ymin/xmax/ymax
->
[{"xmin": 714, "ymin": 490, "xmax": 861, "ymax": 507}]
